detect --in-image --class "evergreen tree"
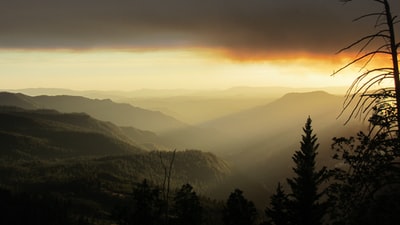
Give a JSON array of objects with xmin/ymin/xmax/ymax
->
[
  {"xmin": 264, "ymin": 182, "xmax": 290, "ymax": 225},
  {"xmin": 223, "ymin": 189, "xmax": 257, "ymax": 225},
  {"xmin": 286, "ymin": 117, "xmax": 328, "ymax": 225},
  {"xmin": 172, "ymin": 183, "xmax": 202, "ymax": 225}
]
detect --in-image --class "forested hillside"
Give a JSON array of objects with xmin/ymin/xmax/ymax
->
[{"xmin": 0, "ymin": 106, "xmax": 251, "ymax": 224}]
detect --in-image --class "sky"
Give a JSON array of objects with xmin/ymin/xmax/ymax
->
[{"xmin": 0, "ymin": 0, "xmax": 399, "ymax": 91}]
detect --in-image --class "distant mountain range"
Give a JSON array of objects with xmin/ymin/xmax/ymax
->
[
  {"xmin": 3, "ymin": 86, "xmax": 348, "ymax": 98},
  {"xmin": 2, "ymin": 87, "xmax": 348, "ymax": 124},
  {"xmin": 0, "ymin": 92, "xmax": 225, "ymax": 151},
  {"xmin": 0, "ymin": 90, "xmax": 367, "ymax": 195}
]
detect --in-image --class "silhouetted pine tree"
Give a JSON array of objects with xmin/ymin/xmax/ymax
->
[
  {"xmin": 286, "ymin": 117, "xmax": 328, "ymax": 225},
  {"xmin": 264, "ymin": 182, "xmax": 290, "ymax": 225},
  {"xmin": 223, "ymin": 189, "xmax": 257, "ymax": 225}
]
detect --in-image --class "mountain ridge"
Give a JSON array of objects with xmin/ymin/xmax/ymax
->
[
  {"xmin": 0, "ymin": 92, "xmax": 187, "ymax": 134},
  {"xmin": 0, "ymin": 106, "xmax": 145, "ymax": 159}
]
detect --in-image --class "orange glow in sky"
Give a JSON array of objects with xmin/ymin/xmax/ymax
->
[
  {"xmin": 0, "ymin": 48, "xmax": 376, "ymax": 93},
  {"xmin": 0, "ymin": 0, "xmax": 397, "ymax": 94}
]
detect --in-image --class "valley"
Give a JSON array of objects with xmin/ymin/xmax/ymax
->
[{"xmin": 0, "ymin": 87, "xmax": 367, "ymax": 223}]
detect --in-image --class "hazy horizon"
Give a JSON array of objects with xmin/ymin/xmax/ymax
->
[
  {"xmin": 1, "ymin": 85, "xmax": 350, "ymax": 95},
  {"xmin": 0, "ymin": 85, "xmax": 354, "ymax": 126}
]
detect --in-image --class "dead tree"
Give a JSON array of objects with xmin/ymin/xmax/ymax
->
[
  {"xmin": 333, "ymin": 0, "xmax": 400, "ymax": 138},
  {"xmin": 158, "ymin": 149, "xmax": 176, "ymax": 225}
]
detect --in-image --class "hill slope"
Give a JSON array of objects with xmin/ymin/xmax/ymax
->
[
  {"xmin": 0, "ymin": 92, "xmax": 38, "ymax": 109},
  {"xmin": 0, "ymin": 92, "xmax": 187, "ymax": 133},
  {"xmin": 32, "ymin": 95, "xmax": 188, "ymax": 133},
  {"xmin": 0, "ymin": 106, "xmax": 143, "ymax": 159}
]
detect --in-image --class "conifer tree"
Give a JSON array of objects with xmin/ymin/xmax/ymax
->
[
  {"xmin": 264, "ymin": 182, "xmax": 290, "ymax": 225},
  {"xmin": 223, "ymin": 189, "xmax": 258, "ymax": 225},
  {"xmin": 286, "ymin": 117, "xmax": 328, "ymax": 225}
]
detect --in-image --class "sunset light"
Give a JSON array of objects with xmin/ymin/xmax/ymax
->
[
  {"xmin": 0, "ymin": 49, "xmax": 361, "ymax": 92},
  {"xmin": 1, "ymin": 1, "xmax": 400, "ymax": 224}
]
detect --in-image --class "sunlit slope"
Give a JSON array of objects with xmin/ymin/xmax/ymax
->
[
  {"xmin": 31, "ymin": 95, "xmax": 188, "ymax": 133},
  {"xmin": 203, "ymin": 91, "xmax": 353, "ymax": 151},
  {"xmin": 201, "ymin": 91, "xmax": 364, "ymax": 187},
  {"xmin": 205, "ymin": 91, "xmax": 340, "ymax": 134},
  {"xmin": 0, "ymin": 92, "xmax": 188, "ymax": 134},
  {"xmin": 204, "ymin": 91, "xmax": 358, "ymax": 161}
]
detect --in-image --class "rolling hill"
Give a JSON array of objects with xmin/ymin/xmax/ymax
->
[{"xmin": 0, "ymin": 92, "xmax": 39, "ymax": 109}]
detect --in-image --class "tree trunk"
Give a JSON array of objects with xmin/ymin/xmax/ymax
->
[{"xmin": 383, "ymin": 0, "xmax": 400, "ymax": 137}]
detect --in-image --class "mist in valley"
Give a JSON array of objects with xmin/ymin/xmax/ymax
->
[{"xmin": 0, "ymin": 87, "xmax": 363, "ymax": 197}]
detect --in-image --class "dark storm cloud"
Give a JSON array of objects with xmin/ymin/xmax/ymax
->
[{"xmin": 0, "ymin": 0, "xmax": 398, "ymax": 56}]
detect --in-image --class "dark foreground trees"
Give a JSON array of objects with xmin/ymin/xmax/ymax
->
[
  {"xmin": 172, "ymin": 183, "xmax": 202, "ymax": 225},
  {"xmin": 329, "ymin": 1, "xmax": 400, "ymax": 224},
  {"xmin": 115, "ymin": 179, "xmax": 164, "ymax": 225},
  {"xmin": 115, "ymin": 180, "xmax": 204, "ymax": 225},
  {"xmin": 329, "ymin": 107, "xmax": 400, "ymax": 224},
  {"xmin": 0, "ymin": 188, "xmax": 76, "ymax": 225}
]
